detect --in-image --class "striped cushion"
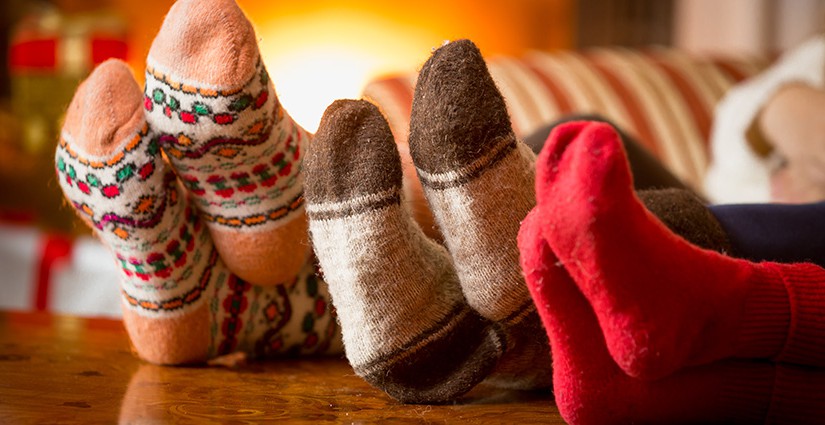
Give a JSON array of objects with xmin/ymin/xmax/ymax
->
[{"xmin": 362, "ymin": 47, "xmax": 768, "ymax": 193}]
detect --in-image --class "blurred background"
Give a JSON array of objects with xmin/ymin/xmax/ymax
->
[{"xmin": 0, "ymin": 0, "xmax": 823, "ymax": 316}]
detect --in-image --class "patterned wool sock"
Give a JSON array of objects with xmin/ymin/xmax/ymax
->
[
  {"xmin": 305, "ymin": 99, "xmax": 505, "ymax": 404},
  {"xmin": 518, "ymin": 209, "xmax": 825, "ymax": 425},
  {"xmin": 57, "ymin": 59, "xmax": 222, "ymax": 364},
  {"xmin": 409, "ymin": 39, "xmax": 536, "ymax": 325},
  {"xmin": 56, "ymin": 60, "xmax": 340, "ymax": 365},
  {"xmin": 535, "ymin": 121, "xmax": 825, "ymax": 379},
  {"xmin": 144, "ymin": 0, "xmax": 309, "ymax": 286}
]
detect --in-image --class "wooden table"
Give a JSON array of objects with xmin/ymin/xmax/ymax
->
[{"xmin": 0, "ymin": 311, "xmax": 564, "ymax": 424}]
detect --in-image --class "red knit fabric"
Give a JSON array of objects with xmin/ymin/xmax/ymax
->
[
  {"xmin": 518, "ymin": 208, "xmax": 825, "ymax": 424},
  {"xmin": 533, "ymin": 121, "xmax": 825, "ymax": 380}
]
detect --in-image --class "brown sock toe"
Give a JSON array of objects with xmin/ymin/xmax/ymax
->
[
  {"xmin": 305, "ymin": 99, "xmax": 402, "ymax": 207},
  {"xmin": 409, "ymin": 39, "xmax": 515, "ymax": 174}
]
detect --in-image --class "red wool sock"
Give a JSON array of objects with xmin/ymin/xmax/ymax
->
[
  {"xmin": 534, "ymin": 121, "xmax": 825, "ymax": 380},
  {"xmin": 518, "ymin": 208, "xmax": 825, "ymax": 425}
]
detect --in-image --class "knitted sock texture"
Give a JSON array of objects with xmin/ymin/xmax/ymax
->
[
  {"xmin": 143, "ymin": 0, "xmax": 310, "ymax": 286},
  {"xmin": 57, "ymin": 59, "xmax": 341, "ymax": 364},
  {"xmin": 306, "ymin": 99, "xmax": 504, "ymax": 404},
  {"xmin": 534, "ymin": 121, "xmax": 803, "ymax": 379},
  {"xmin": 518, "ymin": 208, "xmax": 825, "ymax": 425},
  {"xmin": 56, "ymin": 60, "xmax": 223, "ymax": 364},
  {"xmin": 409, "ymin": 39, "xmax": 536, "ymax": 326}
]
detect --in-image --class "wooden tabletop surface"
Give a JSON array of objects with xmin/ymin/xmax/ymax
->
[{"xmin": 0, "ymin": 311, "xmax": 564, "ymax": 424}]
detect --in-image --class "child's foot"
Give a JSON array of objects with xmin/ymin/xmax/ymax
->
[
  {"xmin": 144, "ymin": 0, "xmax": 309, "ymax": 286},
  {"xmin": 305, "ymin": 99, "xmax": 506, "ymax": 403},
  {"xmin": 535, "ymin": 121, "xmax": 825, "ymax": 379},
  {"xmin": 518, "ymin": 208, "xmax": 825, "ymax": 424}
]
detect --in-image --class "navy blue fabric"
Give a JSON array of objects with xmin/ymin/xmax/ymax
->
[{"xmin": 709, "ymin": 202, "xmax": 825, "ymax": 267}]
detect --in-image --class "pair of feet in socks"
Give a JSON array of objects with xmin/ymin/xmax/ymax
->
[
  {"xmin": 57, "ymin": 0, "xmax": 340, "ymax": 363},
  {"xmin": 520, "ymin": 122, "xmax": 825, "ymax": 423},
  {"xmin": 303, "ymin": 33, "xmax": 825, "ymax": 422}
]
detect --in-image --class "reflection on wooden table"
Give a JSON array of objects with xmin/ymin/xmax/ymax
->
[{"xmin": 0, "ymin": 311, "xmax": 562, "ymax": 423}]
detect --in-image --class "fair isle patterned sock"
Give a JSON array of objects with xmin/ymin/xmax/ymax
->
[
  {"xmin": 144, "ymin": 0, "xmax": 310, "ymax": 286},
  {"xmin": 56, "ymin": 60, "xmax": 341, "ymax": 365},
  {"xmin": 408, "ymin": 40, "xmax": 551, "ymax": 389},
  {"xmin": 305, "ymin": 99, "xmax": 505, "ymax": 404},
  {"xmin": 210, "ymin": 259, "xmax": 341, "ymax": 358},
  {"xmin": 56, "ymin": 60, "xmax": 223, "ymax": 364}
]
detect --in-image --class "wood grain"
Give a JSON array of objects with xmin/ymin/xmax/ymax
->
[{"xmin": 0, "ymin": 311, "xmax": 564, "ymax": 424}]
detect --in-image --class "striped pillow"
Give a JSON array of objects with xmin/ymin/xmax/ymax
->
[{"xmin": 362, "ymin": 47, "xmax": 768, "ymax": 193}]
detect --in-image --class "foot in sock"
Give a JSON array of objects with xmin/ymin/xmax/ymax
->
[
  {"xmin": 144, "ymin": 0, "xmax": 309, "ymax": 286},
  {"xmin": 57, "ymin": 59, "xmax": 225, "ymax": 363},
  {"xmin": 409, "ymin": 39, "xmax": 537, "ymax": 326},
  {"xmin": 406, "ymin": 40, "xmax": 552, "ymax": 389},
  {"xmin": 518, "ymin": 208, "xmax": 825, "ymax": 424},
  {"xmin": 55, "ymin": 2, "xmax": 341, "ymax": 364},
  {"xmin": 305, "ymin": 99, "xmax": 505, "ymax": 403},
  {"xmin": 535, "ymin": 120, "xmax": 825, "ymax": 379}
]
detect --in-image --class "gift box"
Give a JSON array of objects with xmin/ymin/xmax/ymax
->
[{"xmin": 8, "ymin": 3, "xmax": 129, "ymax": 154}]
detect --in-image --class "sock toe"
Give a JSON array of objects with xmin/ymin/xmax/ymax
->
[
  {"xmin": 305, "ymin": 99, "xmax": 402, "ymax": 207},
  {"xmin": 147, "ymin": 0, "xmax": 258, "ymax": 87},
  {"xmin": 62, "ymin": 59, "xmax": 144, "ymax": 156},
  {"xmin": 409, "ymin": 39, "xmax": 514, "ymax": 174}
]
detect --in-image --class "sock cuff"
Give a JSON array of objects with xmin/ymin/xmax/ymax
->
[
  {"xmin": 737, "ymin": 262, "xmax": 792, "ymax": 358},
  {"xmin": 774, "ymin": 262, "xmax": 825, "ymax": 366}
]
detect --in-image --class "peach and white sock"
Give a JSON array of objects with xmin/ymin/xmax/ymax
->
[
  {"xmin": 56, "ymin": 60, "xmax": 222, "ymax": 364},
  {"xmin": 55, "ymin": 16, "xmax": 341, "ymax": 363},
  {"xmin": 144, "ymin": 0, "xmax": 309, "ymax": 287}
]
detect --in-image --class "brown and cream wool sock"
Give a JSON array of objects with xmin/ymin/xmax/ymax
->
[
  {"xmin": 305, "ymin": 99, "xmax": 505, "ymax": 404},
  {"xmin": 407, "ymin": 40, "xmax": 551, "ymax": 389},
  {"xmin": 408, "ymin": 39, "xmax": 537, "ymax": 326}
]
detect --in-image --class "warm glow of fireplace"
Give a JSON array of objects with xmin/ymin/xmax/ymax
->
[
  {"xmin": 257, "ymin": 9, "xmax": 436, "ymax": 132},
  {"xmin": 108, "ymin": 0, "xmax": 572, "ymax": 133}
]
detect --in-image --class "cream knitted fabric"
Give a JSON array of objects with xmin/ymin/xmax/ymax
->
[
  {"xmin": 305, "ymin": 99, "xmax": 505, "ymax": 404},
  {"xmin": 705, "ymin": 35, "xmax": 825, "ymax": 203}
]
